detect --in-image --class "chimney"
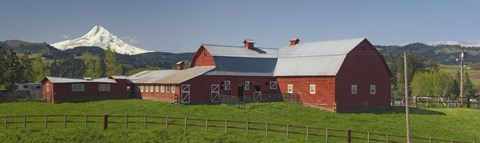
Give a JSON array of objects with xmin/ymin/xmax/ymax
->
[
  {"xmin": 176, "ymin": 61, "xmax": 185, "ymax": 70},
  {"xmin": 290, "ymin": 38, "xmax": 300, "ymax": 46},
  {"xmin": 243, "ymin": 39, "xmax": 255, "ymax": 50}
]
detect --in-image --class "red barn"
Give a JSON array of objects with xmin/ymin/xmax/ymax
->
[
  {"xmin": 129, "ymin": 38, "xmax": 391, "ymax": 112},
  {"xmin": 41, "ymin": 76, "xmax": 129, "ymax": 103},
  {"xmin": 274, "ymin": 38, "xmax": 391, "ymax": 112}
]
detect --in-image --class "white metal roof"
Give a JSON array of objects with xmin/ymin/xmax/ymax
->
[
  {"xmin": 45, "ymin": 77, "xmax": 117, "ymax": 84},
  {"xmin": 274, "ymin": 38, "xmax": 366, "ymax": 76},
  {"xmin": 128, "ymin": 66, "xmax": 215, "ymax": 84}
]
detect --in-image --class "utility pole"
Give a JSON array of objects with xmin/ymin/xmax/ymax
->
[
  {"xmin": 460, "ymin": 47, "xmax": 465, "ymax": 107},
  {"xmin": 404, "ymin": 52, "xmax": 411, "ymax": 143}
]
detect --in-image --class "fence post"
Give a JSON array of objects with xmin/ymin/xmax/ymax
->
[
  {"xmin": 224, "ymin": 119, "xmax": 228, "ymax": 133},
  {"xmin": 347, "ymin": 129, "xmax": 351, "ymax": 143},
  {"xmin": 286, "ymin": 124, "xmax": 289, "ymax": 139},
  {"xmin": 23, "ymin": 114, "xmax": 26, "ymax": 129},
  {"xmin": 165, "ymin": 116, "xmax": 169, "ymax": 131},
  {"xmin": 306, "ymin": 126, "xmax": 309, "ymax": 140},
  {"xmin": 45, "ymin": 115, "xmax": 48, "ymax": 129},
  {"xmin": 429, "ymin": 137, "xmax": 432, "ymax": 143},
  {"xmin": 144, "ymin": 115, "xmax": 147, "ymax": 130},
  {"xmin": 64, "ymin": 115, "xmax": 67, "ymax": 128},
  {"xmin": 326, "ymin": 128, "xmax": 329, "ymax": 143},
  {"xmin": 85, "ymin": 114, "xmax": 88, "ymax": 128},
  {"xmin": 4, "ymin": 115, "xmax": 7, "ymax": 129},
  {"xmin": 103, "ymin": 114, "xmax": 108, "ymax": 130},
  {"xmin": 184, "ymin": 117, "xmax": 187, "ymax": 134},
  {"xmin": 386, "ymin": 134, "xmax": 389, "ymax": 143},
  {"xmin": 265, "ymin": 122, "xmax": 268, "ymax": 137},
  {"xmin": 246, "ymin": 120, "xmax": 249, "ymax": 134},
  {"xmin": 368, "ymin": 132, "xmax": 370, "ymax": 143},
  {"xmin": 125, "ymin": 115, "xmax": 128, "ymax": 129},
  {"xmin": 205, "ymin": 118, "xmax": 208, "ymax": 132}
]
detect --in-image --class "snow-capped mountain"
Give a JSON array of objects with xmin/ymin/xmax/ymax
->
[
  {"xmin": 52, "ymin": 25, "xmax": 152, "ymax": 55},
  {"xmin": 426, "ymin": 40, "xmax": 480, "ymax": 48}
]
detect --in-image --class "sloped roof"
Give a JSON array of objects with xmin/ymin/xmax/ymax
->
[
  {"xmin": 128, "ymin": 66, "xmax": 215, "ymax": 84},
  {"xmin": 274, "ymin": 38, "xmax": 366, "ymax": 76},
  {"xmin": 44, "ymin": 77, "xmax": 117, "ymax": 84},
  {"xmin": 202, "ymin": 44, "xmax": 278, "ymax": 76}
]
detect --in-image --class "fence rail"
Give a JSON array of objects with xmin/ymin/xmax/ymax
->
[{"xmin": 0, "ymin": 114, "xmax": 474, "ymax": 143}]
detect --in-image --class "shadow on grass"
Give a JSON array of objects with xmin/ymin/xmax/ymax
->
[{"xmin": 350, "ymin": 107, "xmax": 446, "ymax": 115}]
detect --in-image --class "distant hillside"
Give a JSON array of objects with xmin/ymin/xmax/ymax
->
[
  {"xmin": 0, "ymin": 40, "xmax": 194, "ymax": 69},
  {"xmin": 376, "ymin": 43, "xmax": 480, "ymax": 64}
]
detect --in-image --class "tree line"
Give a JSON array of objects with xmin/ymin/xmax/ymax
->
[
  {"xmin": 386, "ymin": 53, "xmax": 478, "ymax": 98},
  {"xmin": 0, "ymin": 45, "xmax": 124, "ymax": 90}
]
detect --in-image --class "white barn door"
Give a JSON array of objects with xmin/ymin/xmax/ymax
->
[
  {"xmin": 181, "ymin": 84, "xmax": 190, "ymax": 103},
  {"xmin": 210, "ymin": 84, "xmax": 220, "ymax": 102}
]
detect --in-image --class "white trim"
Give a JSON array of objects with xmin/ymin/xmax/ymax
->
[
  {"xmin": 98, "ymin": 84, "xmax": 110, "ymax": 92},
  {"xmin": 155, "ymin": 85, "xmax": 159, "ymax": 92},
  {"xmin": 149, "ymin": 85, "xmax": 154, "ymax": 93},
  {"xmin": 171, "ymin": 85, "xmax": 176, "ymax": 93},
  {"xmin": 71, "ymin": 84, "xmax": 84, "ymax": 92},
  {"xmin": 370, "ymin": 85, "xmax": 376, "ymax": 95},
  {"xmin": 351, "ymin": 85, "xmax": 358, "ymax": 95},
  {"xmin": 46, "ymin": 83, "xmax": 50, "ymax": 92},
  {"xmin": 309, "ymin": 84, "xmax": 315, "ymax": 94},
  {"xmin": 287, "ymin": 84, "xmax": 293, "ymax": 93},
  {"xmin": 245, "ymin": 81, "xmax": 250, "ymax": 90},
  {"xmin": 139, "ymin": 85, "xmax": 144, "ymax": 92},
  {"xmin": 269, "ymin": 81, "xmax": 277, "ymax": 90},
  {"xmin": 224, "ymin": 81, "xmax": 230, "ymax": 90},
  {"xmin": 181, "ymin": 84, "xmax": 191, "ymax": 103},
  {"xmin": 161, "ymin": 85, "xmax": 165, "ymax": 92}
]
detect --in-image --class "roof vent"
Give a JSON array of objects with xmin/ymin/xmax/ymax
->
[
  {"xmin": 243, "ymin": 39, "xmax": 255, "ymax": 50},
  {"xmin": 176, "ymin": 61, "xmax": 185, "ymax": 70},
  {"xmin": 83, "ymin": 77, "xmax": 93, "ymax": 81},
  {"xmin": 290, "ymin": 38, "xmax": 300, "ymax": 46}
]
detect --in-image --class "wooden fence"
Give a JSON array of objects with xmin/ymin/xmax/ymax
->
[{"xmin": 0, "ymin": 114, "xmax": 474, "ymax": 143}]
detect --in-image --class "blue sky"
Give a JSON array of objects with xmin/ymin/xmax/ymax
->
[{"xmin": 0, "ymin": 0, "xmax": 478, "ymax": 52}]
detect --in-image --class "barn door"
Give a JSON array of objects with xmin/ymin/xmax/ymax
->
[
  {"xmin": 181, "ymin": 84, "xmax": 190, "ymax": 103},
  {"xmin": 210, "ymin": 84, "xmax": 220, "ymax": 102},
  {"xmin": 254, "ymin": 91, "xmax": 262, "ymax": 102}
]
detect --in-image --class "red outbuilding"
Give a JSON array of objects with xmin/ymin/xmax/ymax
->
[{"xmin": 41, "ymin": 76, "xmax": 129, "ymax": 103}]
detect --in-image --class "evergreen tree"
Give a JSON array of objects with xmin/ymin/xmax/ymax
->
[
  {"xmin": 105, "ymin": 45, "xmax": 123, "ymax": 76},
  {"xmin": 32, "ymin": 56, "xmax": 50, "ymax": 82},
  {"xmin": 83, "ymin": 52, "xmax": 95, "ymax": 77},
  {"xmin": 0, "ymin": 47, "xmax": 6, "ymax": 89},
  {"xmin": 453, "ymin": 71, "xmax": 478, "ymax": 98}
]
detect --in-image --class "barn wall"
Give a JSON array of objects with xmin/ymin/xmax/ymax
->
[
  {"xmin": 190, "ymin": 46, "xmax": 215, "ymax": 67},
  {"xmin": 183, "ymin": 75, "xmax": 278, "ymax": 104},
  {"xmin": 133, "ymin": 84, "xmax": 178, "ymax": 103},
  {"xmin": 276, "ymin": 77, "xmax": 336, "ymax": 111},
  {"xmin": 42, "ymin": 80, "xmax": 54, "ymax": 103},
  {"xmin": 335, "ymin": 40, "xmax": 391, "ymax": 112},
  {"xmin": 45, "ymin": 81, "xmax": 129, "ymax": 103}
]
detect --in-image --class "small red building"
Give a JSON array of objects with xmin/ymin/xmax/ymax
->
[{"xmin": 41, "ymin": 76, "xmax": 129, "ymax": 103}]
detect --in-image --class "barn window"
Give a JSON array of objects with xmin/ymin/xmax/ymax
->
[
  {"xmin": 46, "ymin": 83, "xmax": 50, "ymax": 92},
  {"xmin": 155, "ymin": 85, "xmax": 159, "ymax": 92},
  {"xmin": 150, "ymin": 85, "xmax": 154, "ymax": 92},
  {"xmin": 245, "ymin": 81, "xmax": 250, "ymax": 90},
  {"xmin": 269, "ymin": 81, "xmax": 277, "ymax": 90},
  {"xmin": 287, "ymin": 84, "xmax": 293, "ymax": 93},
  {"xmin": 140, "ymin": 85, "xmax": 144, "ymax": 92},
  {"xmin": 161, "ymin": 85, "xmax": 165, "ymax": 92},
  {"xmin": 171, "ymin": 85, "xmax": 176, "ymax": 93},
  {"xmin": 351, "ymin": 85, "xmax": 358, "ymax": 95},
  {"xmin": 310, "ymin": 84, "xmax": 316, "ymax": 94},
  {"xmin": 72, "ymin": 84, "xmax": 84, "ymax": 92},
  {"xmin": 224, "ymin": 81, "xmax": 231, "ymax": 90},
  {"xmin": 370, "ymin": 85, "xmax": 376, "ymax": 95},
  {"xmin": 99, "ymin": 84, "xmax": 110, "ymax": 92},
  {"xmin": 166, "ymin": 85, "xmax": 170, "ymax": 93}
]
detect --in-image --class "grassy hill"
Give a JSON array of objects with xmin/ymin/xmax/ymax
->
[
  {"xmin": 439, "ymin": 64, "xmax": 480, "ymax": 86},
  {"xmin": 0, "ymin": 99, "xmax": 478, "ymax": 142}
]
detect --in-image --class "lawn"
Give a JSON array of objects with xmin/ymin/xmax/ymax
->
[{"xmin": 0, "ymin": 99, "xmax": 479, "ymax": 142}]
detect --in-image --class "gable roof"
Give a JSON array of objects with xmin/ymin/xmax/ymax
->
[
  {"xmin": 43, "ymin": 77, "xmax": 117, "ymax": 84},
  {"xmin": 201, "ymin": 44, "xmax": 278, "ymax": 76},
  {"xmin": 274, "ymin": 38, "xmax": 366, "ymax": 76}
]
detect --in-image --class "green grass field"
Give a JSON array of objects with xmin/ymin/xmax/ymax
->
[
  {"xmin": 0, "ymin": 99, "xmax": 479, "ymax": 142},
  {"xmin": 439, "ymin": 64, "xmax": 480, "ymax": 86}
]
